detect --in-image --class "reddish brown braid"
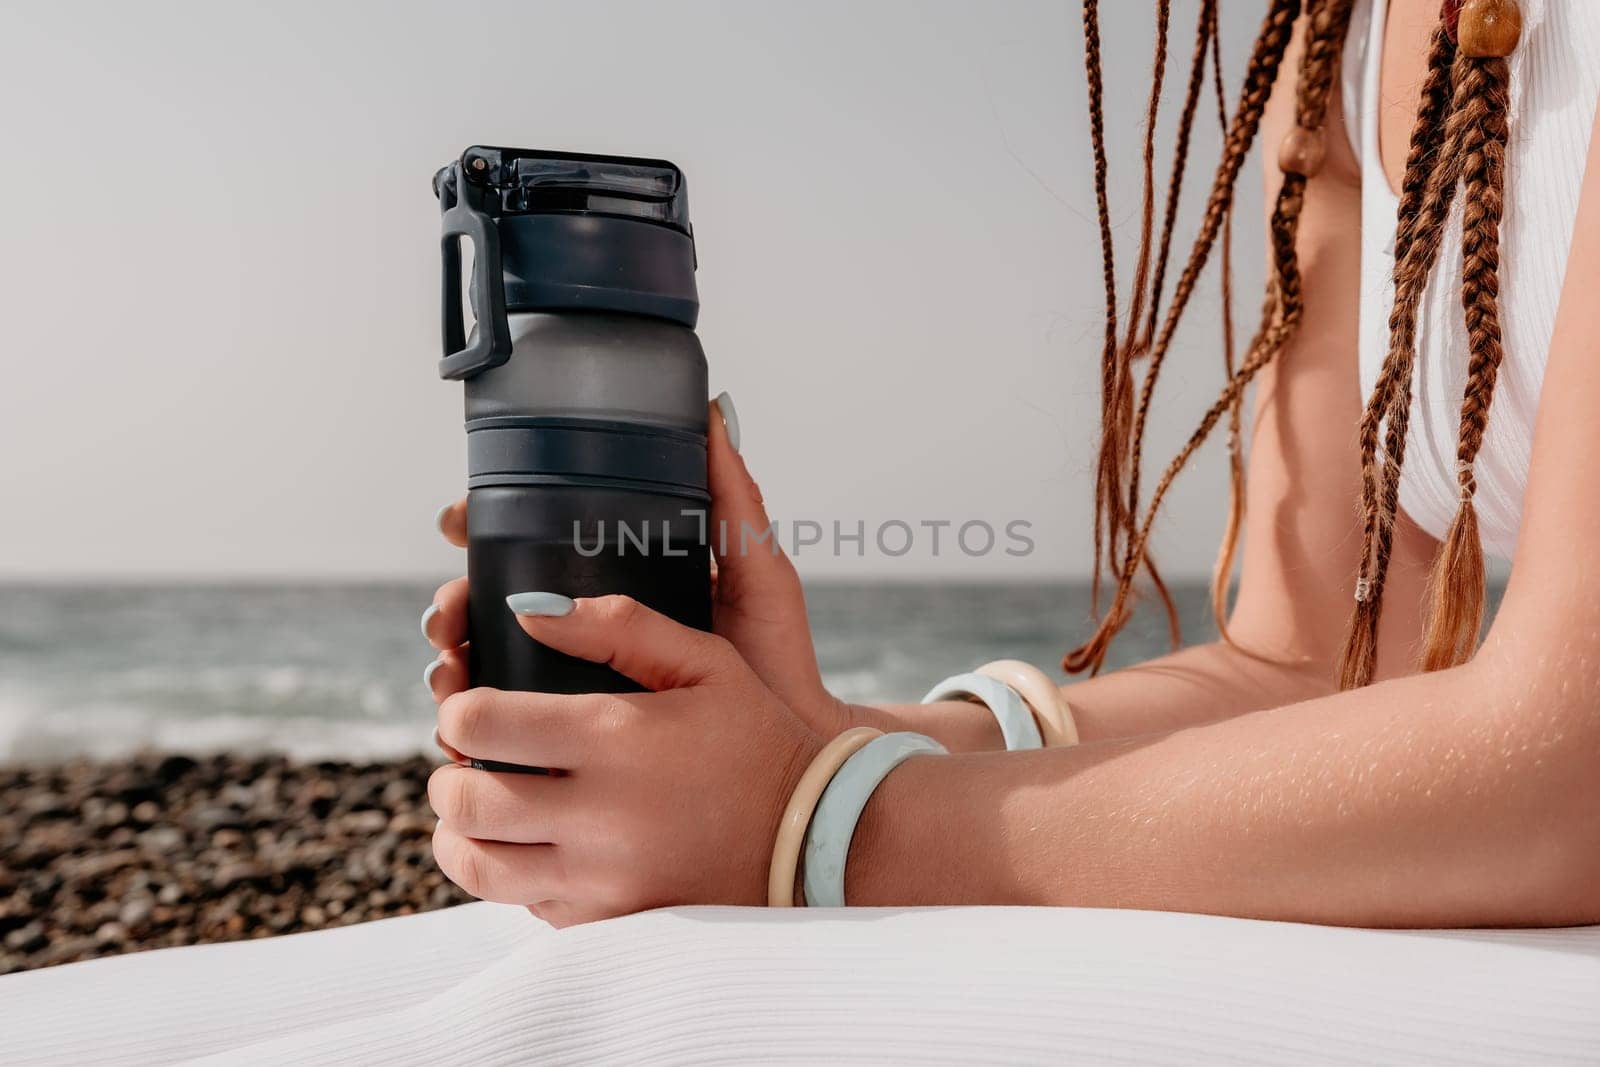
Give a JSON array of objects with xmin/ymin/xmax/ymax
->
[
  {"xmin": 1083, "ymin": 0, "xmax": 1300, "ymax": 632},
  {"xmin": 1069, "ymin": 0, "xmax": 1351, "ymax": 676},
  {"xmin": 1121, "ymin": 0, "xmax": 1185, "ymax": 649},
  {"xmin": 1419, "ymin": 42, "xmax": 1516, "ymax": 671},
  {"xmin": 1084, "ymin": 0, "xmax": 1182, "ymax": 640},
  {"xmin": 1130, "ymin": 0, "xmax": 1222, "ymax": 652},
  {"xmin": 1338, "ymin": 0, "xmax": 1521, "ymax": 687},
  {"xmin": 1338, "ymin": 21, "xmax": 1463, "ymax": 688},
  {"xmin": 1208, "ymin": 0, "xmax": 1246, "ymax": 644},
  {"xmin": 1145, "ymin": 0, "xmax": 1220, "ymax": 353},
  {"xmin": 1082, "ymin": 0, "xmax": 1126, "ymax": 618},
  {"xmin": 1337, "ymin": 20, "xmax": 1465, "ymax": 687},
  {"xmin": 1121, "ymin": 0, "xmax": 1173, "ymax": 366},
  {"xmin": 1140, "ymin": 0, "xmax": 1228, "ymax": 649}
]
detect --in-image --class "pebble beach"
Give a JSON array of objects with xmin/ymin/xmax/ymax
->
[{"xmin": 0, "ymin": 753, "xmax": 468, "ymax": 975}]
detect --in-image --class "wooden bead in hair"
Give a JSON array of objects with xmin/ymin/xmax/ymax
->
[
  {"xmin": 1278, "ymin": 125, "xmax": 1327, "ymax": 177},
  {"xmin": 1458, "ymin": 0, "xmax": 1521, "ymax": 58}
]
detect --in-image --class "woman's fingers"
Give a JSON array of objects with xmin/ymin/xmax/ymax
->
[
  {"xmin": 424, "ymin": 647, "xmax": 469, "ymax": 703},
  {"xmin": 428, "ymin": 763, "xmax": 566, "ymax": 844},
  {"xmin": 432, "ymin": 726, "xmax": 470, "ymax": 766},
  {"xmin": 431, "ymin": 823, "xmax": 570, "ymax": 906},
  {"xmin": 422, "ymin": 506, "xmax": 469, "ymax": 687},
  {"xmin": 436, "ymin": 686, "xmax": 625, "ymax": 769},
  {"xmin": 705, "ymin": 394, "xmax": 831, "ymax": 719},
  {"xmin": 436, "ymin": 499, "xmax": 468, "ymax": 548},
  {"xmin": 507, "ymin": 593, "xmax": 740, "ymax": 691},
  {"xmin": 707, "ymin": 394, "xmax": 796, "ymax": 595},
  {"xmin": 422, "ymin": 576, "xmax": 469, "ymax": 651}
]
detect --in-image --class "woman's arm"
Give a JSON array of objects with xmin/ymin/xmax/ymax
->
[
  {"xmin": 878, "ymin": 18, "xmax": 1441, "ymax": 749},
  {"xmin": 867, "ymin": 636, "xmax": 1337, "ymax": 748},
  {"xmin": 846, "ymin": 100, "xmax": 1600, "ymax": 927},
  {"xmin": 852, "ymin": 645, "xmax": 1597, "ymax": 926}
]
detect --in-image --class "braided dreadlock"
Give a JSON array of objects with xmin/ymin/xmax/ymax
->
[
  {"xmin": 1083, "ymin": 0, "xmax": 1299, "ymax": 640},
  {"xmin": 1413, "ymin": 4, "xmax": 1518, "ymax": 673},
  {"xmin": 1070, "ymin": 0, "xmax": 1351, "ymax": 675},
  {"xmin": 1339, "ymin": 22, "xmax": 1462, "ymax": 688},
  {"xmin": 1071, "ymin": 0, "xmax": 1524, "ymax": 688},
  {"xmin": 1339, "ymin": 0, "xmax": 1521, "ymax": 686},
  {"xmin": 1208, "ymin": 0, "xmax": 1247, "ymax": 647}
]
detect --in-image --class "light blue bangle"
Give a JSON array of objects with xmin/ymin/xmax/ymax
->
[
  {"xmin": 802, "ymin": 731, "xmax": 947, "ymax": 907},
  {"xmin": 920, "ymin": 672, "xmax": 1043, "ymax": 751}
]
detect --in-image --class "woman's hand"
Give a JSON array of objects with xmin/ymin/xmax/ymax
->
[
  {"xmin": 701, "ymin": 393, "xmax": 855, "ymax": 735},
  {"xmin": 424, "ymin": 395, "xmax": 856, "ymax": 737},
  {"xmin": 428, "ymin": 593, "xmax": 823, "ymax": 926}
]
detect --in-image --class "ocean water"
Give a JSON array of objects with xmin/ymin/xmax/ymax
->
[{"xmin": 0, "ymin": 580, "xmax": 1230, "ymax": 763}]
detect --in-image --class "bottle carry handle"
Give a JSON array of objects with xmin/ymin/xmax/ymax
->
[{"xmin": 437, "ymin": 162, "xmax": 512, "ymax": 380}]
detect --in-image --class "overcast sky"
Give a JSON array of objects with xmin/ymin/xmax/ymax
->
[{"xmin": 0, "ymin": 0, "xmax": 1266, "ymax": 581}]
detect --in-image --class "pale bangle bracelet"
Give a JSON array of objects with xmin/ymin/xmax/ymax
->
[
  {"xmin": 975, "ymin": 659, "xmax": 1079, "ymax": 747},
  {"xmin": 921, "ymin": 672, "xmax": 1042, "ymax": 751},
  {"xmin": 802, "ymin": 731, "xmax": 947, "ymax": 907},
  {"xmin": 768, "ymin": 726, "xmax": 883, "ymax": 907}
]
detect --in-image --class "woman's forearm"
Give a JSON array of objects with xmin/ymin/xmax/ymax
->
[
  {"xmin": 846, "ymin": 650, "xmax": 1599, "ymax": 927},
  {"xmin": 862, "ymin": 638, "xmax": 1336, "ymax": 752},
  {"xmin": 1055, "ymin": 638, "xmax": 1336, "ymax": 741}
]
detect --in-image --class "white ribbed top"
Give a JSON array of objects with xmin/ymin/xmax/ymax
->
[{"xmin": 1341, "ymin": 0, "xmax": 1600, "ymax": 559}]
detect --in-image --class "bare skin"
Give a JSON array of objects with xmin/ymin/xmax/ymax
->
[{"xmin": 422, "ymin": 3, "xmax": 1600, "ymax": 928}]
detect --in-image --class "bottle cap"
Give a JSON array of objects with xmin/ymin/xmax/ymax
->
[
  {"xmin": 440, "ymin": 147, "xmax": 694, "ymax": 235},
  {"xmin": 434, "ymin": 147, "xmax": 700, "ymax": 380}
]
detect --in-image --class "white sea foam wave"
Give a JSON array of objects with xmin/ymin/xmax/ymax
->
[{"xmin": 0, "ymin": 683, "xmax": 434, "ymax": 764}]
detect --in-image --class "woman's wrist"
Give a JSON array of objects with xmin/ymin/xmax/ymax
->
[
  {"xmin": 840, "ymin": 749, "xmax": 993, "ymax": 906},
  {"xmin": 851, "ymin": 700, "xmax": 1005, "ymax": 753},
  {"xmin": 843, "ymin": 746, "xmax": 1077, "ymax": 908}
]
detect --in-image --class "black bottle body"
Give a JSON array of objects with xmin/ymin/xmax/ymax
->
[
  {"xmin": 463, "ymin": 311, "xmax": 712, "ymax": 695},
  {"xmin": 467, "ymin": 486, "xmax": 711, "ymax": 693}
]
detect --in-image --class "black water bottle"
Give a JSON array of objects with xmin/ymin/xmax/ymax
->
[{"xmin": 434, "ymin": 146, "xmax": 712, "ymax": 700}]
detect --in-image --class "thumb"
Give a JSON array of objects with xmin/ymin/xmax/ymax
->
[
  {"xmin": 506, "ymin": 592, "xmax": 738, "ymax": 692},
  {"xmin": 705, "ymin": 394, "xmax": 832, "ymax": 720},
  {"xmin": 708, "ymin": 393, "xmax": 796, "ymax": 598}
]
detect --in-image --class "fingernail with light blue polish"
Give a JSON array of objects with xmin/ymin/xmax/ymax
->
[
  {"xmin": 420, "ymin": 603, "xmax": 441, "ymax": 642},
  {"xmin": 423, "ymin": 658, "xmax": 444, "ymax": 692},
  {"xmin": 506, "ymin": 592, "xmax": 576, "ymax": 617},
  {"xmin": 714, "ymin": 391, "xmax": 740, "ymax": 453}
]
